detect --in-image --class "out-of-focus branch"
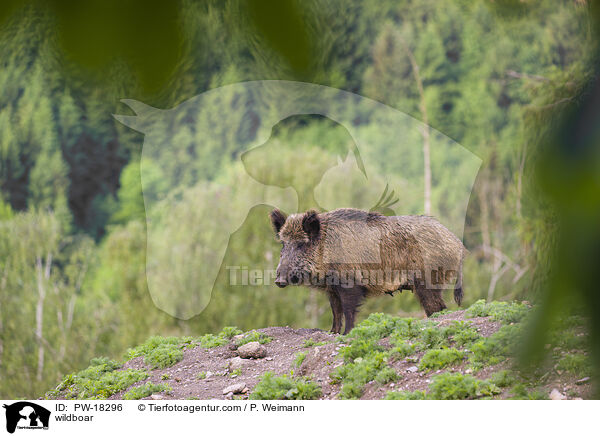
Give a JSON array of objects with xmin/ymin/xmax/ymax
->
[
  {"xmin": 506, "ymin": 70, "xmax": 550, "ymax": 82},
  {"xmin": 476, "ymin": 244, "xmax": 529, "ymax": 301}
]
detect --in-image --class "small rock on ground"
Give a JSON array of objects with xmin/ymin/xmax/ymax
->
[
  {"xmin": 549, "ymin": 388, "xmax": 566, "ymax": 400},
  {"xmin": 229, "ymin": 356, "xmax": 247, "ymax": 370},
  {"xmin": 223, "ymin": 382, "xmax": 247, "ymax": 395},
  {"xmin": 237, "ymin": 342, "xmax": 267, "ymax": 359}
]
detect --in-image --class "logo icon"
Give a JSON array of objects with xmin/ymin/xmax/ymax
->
[{"xmin": 2, "ymin": 402, "xmax": 50, "ymax": 434}]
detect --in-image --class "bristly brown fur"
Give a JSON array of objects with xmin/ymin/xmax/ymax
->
[{"xmin": 271, "ymin": 207, "xmax": 467, "ymax": 333}]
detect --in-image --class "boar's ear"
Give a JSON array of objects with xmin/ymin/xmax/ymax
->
[
  {"xmin": 302, "ymin": 210, "xmax": 320, "ymax": 239},
  {"xmin": 270, "ymin": 209, "xmax": 287, "ymax": 235}
]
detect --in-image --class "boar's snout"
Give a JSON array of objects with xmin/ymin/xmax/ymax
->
[
  {"xmin": 275, "ymin": 265, "xmax": 288, "ymax": 288},
  {"xmin": 275, "ymin": 270, "xmax": 302, "ymax": 287}
]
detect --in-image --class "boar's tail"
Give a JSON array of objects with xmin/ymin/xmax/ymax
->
[{"xmin": 453, "ymin": 286, "xmax": 463, "ymax": 306}]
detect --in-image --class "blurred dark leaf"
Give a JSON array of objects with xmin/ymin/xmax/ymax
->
[
  {"xmin": 0, "ymin": 0, "xmax": 183, "ymax": 94},
  {"xmin": 245, "ymin": 0, "xmax": 311, "ymax": 76},
  {"xmin": 50, "ymin": 0, "xmax": 182, "ymax": 93}
]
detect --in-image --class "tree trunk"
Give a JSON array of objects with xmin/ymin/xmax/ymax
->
[
  {"xmin": 399, "ymin": 36, "xmax": 431, "ymax": 215},
  {"xmin": 0, "ymin": 261, "xmax": 7, "ymax": 369},
  {"xmin": 35, "ymin": 252, "xmax": 51, "ymax": 382},
  {"xmin": 516, "ymin": 142, "xmax": 527, "ymax": 219}
]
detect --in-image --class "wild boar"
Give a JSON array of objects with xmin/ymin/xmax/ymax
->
[{"xmin": 270, "ymin": 208, "xmax": 466, "ymax": 334}]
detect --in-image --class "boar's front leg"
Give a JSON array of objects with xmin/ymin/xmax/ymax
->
[
  {"xmin": 414, "ymin": 285, "xmax": 447, "ymax": 316},
  {"xmin": 327, "ymin": 289, "xmax": 343, "ymax": 334},
  {"xmin": 336, "ymin": 285, "xmax": 367, "ymax": 334},
  {"xmin": 410, "ymin": 272, "xmax": 446, "ymax": 317}
]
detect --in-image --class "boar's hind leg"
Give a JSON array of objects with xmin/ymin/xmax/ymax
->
[
  {"xmin": 327, "ymin": 289, "xmax": 343, "ymax": 334},
  {"xmin": 415, "ymin": 287, "xmax": 447, "ymax": 317},
  {"xmin": 454, "ymin": 267, "xmax": 464, "ymax": 306},
  {"xmin": 336, "ymin": 285, "xmax": 367, "ymax": 335}
]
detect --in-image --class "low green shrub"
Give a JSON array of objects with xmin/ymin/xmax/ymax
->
[
  {"xmin": 389, "ymin": 343, "xmax": 417, "ymax": 359},
  {"xmin": 385, "ymin": 390, "xmax": 427, "ymax": 400},
  {"xmin": 51, "ymin": 357, "xmax": 149, "ymax": 399},
  {"xmin": 389, "ymin": 318, "xmax": 422, "ymax": 342},
  {"xmin": 552, "ymin": 329, "xmax": 588, "ymax": 351},
  {"xmin": 488, "ymin": 370, "xmax": 517, "ymax": 388},
  {"xmin": 220, "ymin": 326, "xmax": 243, "ymax": 338},
  {"xmin": 126, "ymin": 336, "xmax": 193, "ymax": 358},
  {"xmin": 556, "ymin": 353, "xmax": 591, "ymax": 377},
  {"xmin": 392, "ymin": 320, "xmax": 478, "ymax": 351},
  {"xmin": 123, "ymin": 382, "xmax": 171, "ymax": 400},
  {"xmin": 386, "ymin": 374, "xmax": 499, "ymax": 400},
  {"xmin": 125, "ymin": 336, "xmax": 191, "ymax": 367},
  {"xmin": 428, "ymin": 373, "xmax": 499, "ymax": 400},
  {"xmin": 235, "ymin": 330, "xmax": 273, "ymax": 346},
  {"xmin": 466, "ymin": 300, "xmax": 530, "ymax": 324},
  {"xmin": 428, "ymin": 309, "xmax": 455, "ymax": 318},
  {"xmin": 374, "ymin": 366, "xmax": 400, "ymax": 385},
  {"xmin": 469, "ymin": 324, "xmax": 523, "ymax": 369},
  {"xmin": 143, "ymin": 344, "xmax": 184, "ymax": 369},
  {"xmin": 509, "ymin": 383, "xmax": 548, "ymax": 400},
  {"xmin": 341, "ymin": 314, "xmax": 421, "ymax": 363},
  {"xmin": 249, "ymin": 372, "xmax": 321, "ymax": 400},
  {"xmin": 197, "ymin": 326, "xmax": 245, "ymax": 348},
  {"xmin": 450, "ymin": 322, "xmax": 481, "ymax": 346},
  {"xmin": 331, "ymin": 351, "xmax": 398, "ymax": 399},
  {"xmin": 347, "ymin": 313, "xmax": 403, "ymax": 342},
  {"xmin": 339, "ymin": 338, "xmax": 384, "ymax": 363},
  {"xmin": 198, "ymin": 334, "xmax": 229, "ymax": 348},
  {"xmin": 419, "ymin": 324, "xmax": 454, "ymax": 349},
  {"xmin": 294, "ymin": 352, "xmax": 307, "ymax": 367},
  {"xmin": 303, "ymin": 338, "xmax": 327, "ymax": 348},
  {"xmin": 419, "ymin": 348, "xmax": 465, "ymax": 371}
]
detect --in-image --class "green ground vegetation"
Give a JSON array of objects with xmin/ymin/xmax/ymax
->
[{"xmin": 249, "ymin": 372, "xmax": 322, "ymax": 400}]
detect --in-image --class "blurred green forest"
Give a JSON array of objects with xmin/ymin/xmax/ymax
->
[{"xmin": 0, "ymin": 0, "xmax": 598, "ymax": 398}]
